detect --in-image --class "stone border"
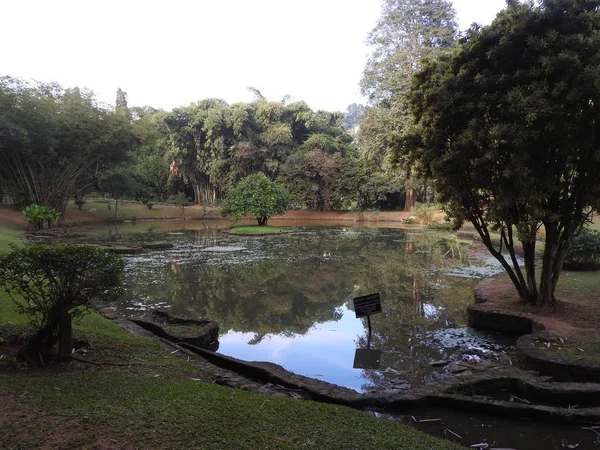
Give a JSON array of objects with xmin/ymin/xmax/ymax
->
[
  {"xmin": 175, "ymin": 341, "xmax": 600, "ymax": 423},
  {"xmin": 517, "ymin": 334, "xmax": 600, "ymax": 382},
  {"xmin": 95, "ymin": 301, "xmax": 600, "ymax": 424}
]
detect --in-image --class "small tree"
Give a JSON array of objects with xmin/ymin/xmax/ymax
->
[
  {"xmin": 99, "ymin": 169, "xmax": 137, "ymax": 219},
  {"xmin": 169, "ymin": 192, "xmax": 191, "ymax": 219},
  {"xmin": 221, "ymin": 173, "xmax": 291, "ymax": 226},
  {"xmin": 0, "ymin": 245, "xmax": 124, "ymax": 364}
]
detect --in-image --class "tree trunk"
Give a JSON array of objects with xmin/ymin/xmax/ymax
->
[
  {"xmin": 521, "ymin": 240, "xmax": 538, "ymax": 304},
  {"xmin": 404, "ymin": 188, "xmax": 416, "ymax": 212},
  {"xmin": 58, "ymin": 313, "xmax": 73, "ymax": 360},
  {"xmin": 257, "ymin": 217, "xmax": 268, "ymax": 226},
  {"xmin": 536, "ymin": 222, "xmax": 569, "ymax": 307}
]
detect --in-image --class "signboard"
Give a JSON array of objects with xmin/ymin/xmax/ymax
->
[
  {"xmin": 353, "ymin": 348, "xmax": 382, "ymax": 369},
  {"xmin": 353, "ymin": 293, "xmax": 382, "ymax": 318}
]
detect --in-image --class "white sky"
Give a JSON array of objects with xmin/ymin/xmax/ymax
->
[{"xmin": 2, "ymin": 0, "xmax": 506, "ymax": 112}]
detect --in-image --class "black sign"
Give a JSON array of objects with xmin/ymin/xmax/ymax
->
[
  {"xmin": 353, "ymin": 348, "xmax": 382, "ymax": 369},
  {"xmin": 353, "ymin": 293, "xmax": 382, "ymax": 318}
]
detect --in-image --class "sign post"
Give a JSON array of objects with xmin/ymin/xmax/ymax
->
[
  {"xmin": 353, "ymin": 293, "xmax": 382, "ymax": 341},
  {"xmin": 352, "ymin": 293, "xmax": 383, "ymax": 369}
]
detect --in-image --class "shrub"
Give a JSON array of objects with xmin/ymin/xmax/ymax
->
[
  {"xmin": 410, "ymin": 203, "xmax": 439, "ymax": 225},
  {"xmin": 427, "ymin": 221, "xmax": 456, "ymax": 231},
  {"xmin": 564, "ymin": 228, "xmax": 600, "ymax": 271},
  {"xmin": 0, "ymin": 245, "xmax": 124, "ymax": 363},
  {"xmin": 22, "ymin": 204, "xmax": 61, "ymax": 230},
  {"xmin": 146, "ymin": 202, "xmax": 154, "ymax": 210},
  {"xmin": 74, "ymin": 197, "xmax": 86, "ymax": 210}
]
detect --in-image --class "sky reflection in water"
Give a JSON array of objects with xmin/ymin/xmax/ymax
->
[{"xmin": 117, "ymin": 226, "xmax": 508, "ymax": 392}]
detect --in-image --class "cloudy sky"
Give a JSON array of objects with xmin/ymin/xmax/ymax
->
[{"xmin": 2, "ymin": 0, "xmax": 506, "ymax": 112}]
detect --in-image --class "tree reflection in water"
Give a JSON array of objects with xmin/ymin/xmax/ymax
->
[{"xmin": 119, "ymin": 226, "xmax": 504, "ymax": 391}]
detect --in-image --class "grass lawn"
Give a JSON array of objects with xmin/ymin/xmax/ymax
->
[
  {"xmin": 66, "ymin": 198, "xmax": 221, "ymax": 221},
  {"xmin": 556, "ymin": 270, "xmax": 600, "ymax": 298},
  {"xmin": 0, "ymin": 225, "xmax": 462, "ymax": 449},
  {"xmin": 0, "ymin": 223, "xmax": 22, "ymax": 253},
  {"xmin": 227, "ymin": 225, "xmax": 291, "ymax": 235},
  {"xmin": 537, "ymin": 335, "xmax": 600, "ymax": 364}
]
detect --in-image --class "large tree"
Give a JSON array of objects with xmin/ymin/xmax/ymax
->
[
  {"xmin": 408, "ymin": 0, "xmax": 600, "ymax": 306},
  {"xmin": 359, "ymin": 0, "xmax": 457, "ymax": 211},
  {"xmin": 0, "ymin": 77, "xmax": 134, "ymax": 213}
]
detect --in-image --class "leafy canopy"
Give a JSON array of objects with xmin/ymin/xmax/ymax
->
[
  {"xmin": 0, "ymin": 245, "xmax": 125, "ymax": 358},
  {"xmin": 220, "ymin": 173, "xmax": 290, "ymax": 226},
  {"xmin": 408, "ymin": 0, "xmax": 600, "ymax": 306}
]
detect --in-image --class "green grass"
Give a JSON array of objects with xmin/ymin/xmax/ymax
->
[
  {"xmin": 556, "ymin": 270, "xmax": 600, "ymax": 298},
  {"xmin": 228, "ymin": 225, "xmax": 291, "ymax": 235},
  {"xmin": 0, "ymin": 223, "xmax": 23, "ymax": 253},
  {"xmin": 537, "ymin": 337, "xmax": 600, "ymax": 364},
  {"xmin": 66, "ymin": 199, "xmax": 220, "ymax": 221},
  {"xmin": 0, "ymin": 285, "xmax": 462, "ymax": 449}
]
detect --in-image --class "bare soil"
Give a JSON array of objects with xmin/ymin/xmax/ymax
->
[{"xmin": 475, "ymin": 276, "xmax": 600, "ymax": 340}]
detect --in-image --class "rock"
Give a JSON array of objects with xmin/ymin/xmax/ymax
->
[
  {"xmin": 445, "ymin": 361, "xmax": 472, "ymax": 374},
  {"xmin": 430, "ymin": 360, "xmax": 452, "ymax": 367}
]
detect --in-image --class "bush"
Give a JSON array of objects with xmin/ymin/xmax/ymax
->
[
  {"xmin": 427, "ymin": 221, "xmax": 456, "ymax": 231},
  {"xmin": 22, "ymin": 204, "xmax": 61, "ymax": 230},
  {"xmin": 564, "ymin": 228, "xmax": 600, "ymax": 271},
  {"xmin": 146, "ymin": 202, "xmax": 154, "ymax": 210},
  {"xmin": 0, "ymin": 245, "xmax": 124, "ymax": 363},
  {"xmin": 74, "ymin": 197, "xmax": 86, "ymax": 210},
  {"xmin": 410, "ymin": 203, "xmax": 439, "ymax": 225}
]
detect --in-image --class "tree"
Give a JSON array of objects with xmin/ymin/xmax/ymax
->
[
  {"xmin": 99, "ymin": 168, "xmax": 139, "ymax": 219},
  {"xmin": 220, "ymin": 173, "xmax": 290, "ymax": 226},
  {"xmin": 0, "ymin": 245, "xmax": 124, "ymax": 364},
  {"xmin": 359, "ymin": 0, "xmax": 457, "ymax": 211},
  {"xmin": 408, "ymin": 0, "xmax": 600, "ymax": 306},
  {"xmin": 343, "ymin": 103, "xmax": 365, "ymax": 130},
  {"xmin": 0, "ymin": 77, "xmax": 135, "ymax": 213}
]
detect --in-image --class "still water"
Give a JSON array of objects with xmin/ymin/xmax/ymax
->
[
  {"xmin": 110, "ymin": 222, "xmax": 597, "ymax": 449},
  {"xmin": 116, "ymin": 225, "xmax": 508, "ymax": 392}
]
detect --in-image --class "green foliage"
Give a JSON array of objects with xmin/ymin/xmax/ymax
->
[
  {"xmin": 427, "ymin": 221, "xmax": 455, "ymax": 231},
  {"xmin": 0, "ymin": 77, "xmax": 135, "ymax": 212},
  {"xmin": 361, "ymin": 0, "xmax": 457, "ymax": 104},
  {"xmin": 408, "ymin": 0, "xmax": 600, "ymax": 306},
  {"xmin": 343, "ymin": 103, "xmax": 365, "ymax": 130},
  {"xmin": 565, "ymin": 228, "xmax": 600, "ymax": 271},
  {"xmin": 227, "ymin": 225, "xmax": 290, "ymax": 235},
  {"xmin": 0, "ymin": 244, "xmax": 124, "ymax": 356},
  {"xmin": 358, "ymin": 0, "xmax": 457, "ymax": 211},
  {"xmin": 164, "ymin": 97, "xmax": 355, "ymax": 206},
  {"xmin": 221, "ymin": 173, "xmax": 290, "ymax": 226},
  {"xmin": 21, "ymin": 204, "xmax": 61, "ymax": 230},
  {"xmin": 411, "ymin": 203, "xmax": 438, "ymax": 225}
]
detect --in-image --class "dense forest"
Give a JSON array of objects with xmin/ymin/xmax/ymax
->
[{"xmin": 0, "ymin": 78, "xmax": 417, "ymax": 213}]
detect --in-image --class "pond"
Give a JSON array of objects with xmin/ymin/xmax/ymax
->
[{"xmin": 115, "ymin": 224, "xmax": 510, "ymax": 392}]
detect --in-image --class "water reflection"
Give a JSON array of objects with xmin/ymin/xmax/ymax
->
[{"xmin": 117, "ymin": 226, "xmax": 506, "ymax": 392}]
